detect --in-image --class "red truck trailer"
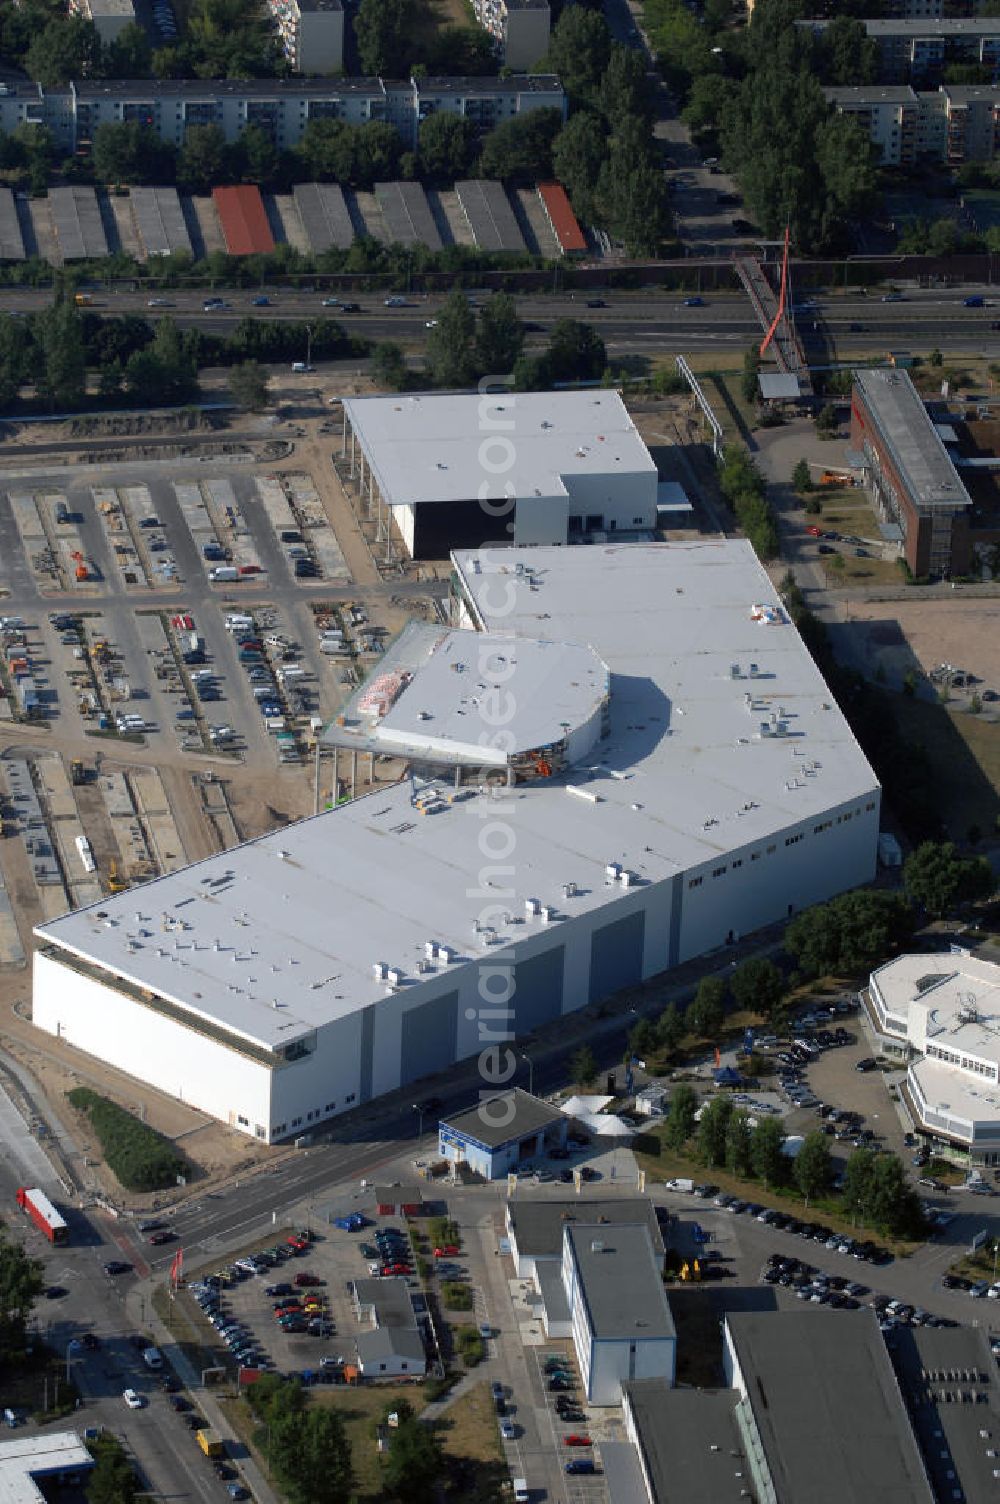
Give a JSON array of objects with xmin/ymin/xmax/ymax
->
[{"xmin": 16, "ymin": 1187, "xmax": 68, "ymax": 1244}]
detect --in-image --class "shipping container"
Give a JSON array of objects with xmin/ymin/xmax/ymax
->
[{"xmin": 16, "ymin": 1187, "xmax": 68, "ymax": 1243}]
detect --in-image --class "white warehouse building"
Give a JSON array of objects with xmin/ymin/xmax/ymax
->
[
  {"xmin": 339, "ymin": 390, "xmax": 659, "ymax": 559},
  {"xmin": 31, "ymin": 541, "xmax": 879, "ymax": 1143}
]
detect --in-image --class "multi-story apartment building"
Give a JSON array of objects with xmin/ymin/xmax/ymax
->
[
  {"xmin": 68, "ymin": 0, "xmax": 136, "ymax": 46},
  {"xmin": 805, "ymin": 17, "xmax": 1000, "ymax": 83},
  {"xmin": 6, "ymin": 75, "xmax": 563, "ymax": 154},
  {"xmin": 826, "ymin": 82, "xmax": 1000, "ymax": 164},
  {"xmin": 472, "ymin": 0, "xmax": 550, "ymax": 70},
  {"xmin": 266, "ymin": 0, "xmax": 344, "ymax": 75}
]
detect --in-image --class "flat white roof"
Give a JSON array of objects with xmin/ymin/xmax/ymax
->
[
  {"xmin": 342, "ymin": 390, "xmax": 656, "ymax": 509},
  {"xmin": 0, "ymin": 1433, "xmax": 92, "ymax": 1504},
  {"xmin": 326, "ymin": 622, "xmax": 609, "ymax": 765},
  {"xmin": 36, "ymin": 542, "xmax": 877, "ymax": 1051},
  {"xmin": 910, "ymin": 1056, "xmax": 1000, "ymax": 1128},
  {"xmin": 875, "ymin": 953, "xmax": 1000, "ymax": 1061}
]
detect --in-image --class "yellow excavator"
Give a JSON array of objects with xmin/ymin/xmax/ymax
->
[{"xmin": 107, "ymin": 859, "xmax": 127, "ymax": 894}]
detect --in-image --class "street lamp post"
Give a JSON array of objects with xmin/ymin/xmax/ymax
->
[
  {"xmin": 65, "ymin": 1338, "xmax": 79, "ymax": 1386},
  {"xmin": 413, "ymin": 1103, "xmax": 425, "ymax": 1137},
  {"xmin": 521, "ymin": 1053, "xmax": 534, "ymax": 1096},
  {"xmin": 306, "ymin": 325, "xmax": 313, "ymax": 369}
]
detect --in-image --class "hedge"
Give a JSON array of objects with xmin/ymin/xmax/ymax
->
[{"xmin": 67, "ymin": 1087, "xmax": 189, "ymax": 1191}]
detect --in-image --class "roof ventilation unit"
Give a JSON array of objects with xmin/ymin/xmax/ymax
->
[
  {"xmin": 372, "ymin": 961, "xmax": 388, "ymax": 980},
  {"xmin": 438, "ymin": 945, "xmax": 455, "ymax": 965},
  {"xmin": 730, "ymin": 663, "xmax": 741, "ymax": 679},
  {"xmin": 562, "ymin": 881, "xmax": 578, "ymax": 899},
  {"xmin": 605, "ymin": 862, "xmax": 622, "ymax": 883},
  {"xmin": 424, "ymin": 940, "xmax": 438, "ymax": 960},
  {"xmin": 525, "ymin": 897, "xmax": 541, "ymax": 917},
  {"xmin": 749, "ymin": 662, "xmax": 760, "ymax": 677},
  {"xmin": 540, "ymin": 906, "xmax": 554, "ymax": 923}
]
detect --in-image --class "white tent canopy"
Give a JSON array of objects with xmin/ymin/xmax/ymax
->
[
  {"xmin": 561, "ymin": 1095, "xmax": 614, "ymax": 1118},
  {"xmin": 579, "ymin": 1113, "xmax": 638, "ymax": 1138}
]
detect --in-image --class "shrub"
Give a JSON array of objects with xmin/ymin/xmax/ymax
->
[
  {"xmin": 441, "ymin": 1281, "xmax": 473, "ymax": 1311},
  {"xmin": 455, "ymin": 1326, "xmax": 484, "ymax": 1366},
  {"xmin": 67, "ymin": 1087, "xmax": 189, "ymax": 1191}
]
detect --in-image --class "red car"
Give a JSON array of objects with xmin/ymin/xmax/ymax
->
[
  {"xmin": 274, "ymin": 1303, "xmax": 303, "ymax": 1318},
  {"xmin": 805, "ymin": 525, "xmax": 822, "ymax": 537},
  {"xmin": 433, "ymin": 1245, "xmax": 460, "ymax": 1258},
  {"xmin": 293, "ymin": 1272, "xmax": 323, "ymax": 1287},
  {"xmin": 286, "ymin": 1236, "xmax": 308, "ymax": 1252},
  {"xmin": 148, "ymin": 1230, "xmax": 175, "ymax": 1245},
  {"xmin": 563, "ymin": 1435, "xmax": 592, "ymax": 1448}
]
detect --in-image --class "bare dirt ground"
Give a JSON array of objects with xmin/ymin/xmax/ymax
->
[{"xmin": 844, "ymin": 598, "xmax": 1000, "ymax": 693}]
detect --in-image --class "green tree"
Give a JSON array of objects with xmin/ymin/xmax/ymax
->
[
  {"xmin": 0, "ymin": 314, "xmax": 27, "ymax": 411},
  {"xmin": 602, "ymin": 43, "xmax": 654, "ymax": 128},
  {"xmin": 474, "ymin": 293, "xmax": 522, "ymax": 378},
  {"xmin": 841, "ymin": 1146, "xmax": 877, "ymax": 1225},
  {"xmin": 572, "ymin": 1044, "xmax": 597, "ymax": 1087},
  {"xmin": 237, "ymin": 123, "xmax": 278, "ymax": 185},
  {"xmin": 183, "ymin": 0, "xmax": 282, "ymax": 78},
  {"xmin": 903, "ymin": 840, "xmax": 996, "ymax": 918},
  {"xmin": 426, "ymin": 290, "xmax": 475, "ymax": 388},
  {"xmin": 382, "ymin": 1413, "xmax": 442, "ymax": 1504},
  {"xmin": 353, "ymin": 122, "xmax": 403, "ymax": 189},
  {"xmin": 229, "ymin": 360, "xmax": 269, "ymax": 411},
  {"xmin": 297, "ymin": 119, "xmax": 357, "ymax": 182},
  {"xmin": 552, "ymin": 112, "xmax": 606, "ymax": 225},
  {"xmin": 93, "ymin": 122, "xmax": 172, "ymax": 184},
  {"xmin": 479, "ymin": 108, "xmax": 563, "ymax": 182},
  {"xmin": 657, "ymin": 1001, "xmax": 686, "ymax": 1058},
  {"xmin": 26, "ymin": 16, "xmax": 101, "ymax": 85},
  {"xmin": 628, "ymin": 1016, "xmax": 659, "ymax": 1064},
  {"xmin": 741, "ymin": 345, "xmax": 761, "ymax": 403},
  {"xmin": 687, "ymin": 976, "xmax": 727, "ymax": 1042},
  {"xmin": 868, "ymin": 1153, "xmax": 925, "ymax": 1239},
  {"xmin": 751, "ymin": 1115, "xmax": 787, "ymax": 1188},
  {"xmin": 792, "ymin": 458, "xmax": 813, "ymax": 492},
  {"xmin": 664, "ymin": 1082, "xmax": 697, "ymax": 1149},
  {"xmin": 793, "ymin": 1130, "xmax": 832, "ymax": 1204},
  {"xmin": 785, "ymin": 890, "xmax": 915, "ymax": 979},
  {"xmin": 35, "ymin": 297, "xmax": 86, "ymax": 411},
  {"xmin": 355, "ymin": 0, "xmax": 419, "ymax": 76},
  {"xmin": 725, "ymin": 1109, "xmax": 754, "ymax": 1177},
  {"xmin": 105, "ymin": 20, "xmax": 153, "ymax": 77},
  {"xmin": 371, "ymin": 341, "xmax": 410, "ymax": 390},
  {"xmin": 729, "ymin": 957, "xmax": 784, "ymax": 1023},
  {"xmin": 682, "ymin": 73, "xmax": 740, "ymax": 135},
  {"xmin": 697, "ymin": 1094, "xmax": 733, "ymax": 1168},
  {"xmin": 0, "ymin": 1235, "xmax": 44, "ymax": 1361},
  {"xmin": 595, "ymin": 118, "xmax": 671, "ymax": 255},
  {"xmin": 546, "ymin": 6, "xmax": 612, "ymax": 103},
  {"xmin": 418, "ymin": 112, "xmax": 478, "ymax": 181},
  {"xmin": 86, "ymin": 1438, "xmax": 139, "ymax": 1504},
  {"xmin": 819, "ymin": 16, "xmax": 878, "ymax": 85},
  {"xmin": 178, "ymin": 124, "xmax": 229, "ymax": 193}
]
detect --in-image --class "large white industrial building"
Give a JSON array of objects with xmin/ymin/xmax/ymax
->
[
  {"xmin": 31, "ymin": 541, "xmax": 879, "ymax": 1143},
  {"xmin": 339, "ymin": 390, "xmax": 659, "ymax": 558}
]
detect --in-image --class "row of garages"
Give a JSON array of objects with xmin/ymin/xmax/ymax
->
[{"xmin": 0, "ymin": 179, "xmax": 586, "ymax": 264}]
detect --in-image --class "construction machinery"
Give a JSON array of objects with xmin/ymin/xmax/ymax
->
[
  {"xmin": 71, "ymin": 551, "xmax": 88, "ymax": 582},
  {"xmin": 70, "ymin": 759, "xmax": 86, "ymax": 786},
  {"xmin": 106, "ymin": 859, "xmax": 127, "ymax": 894}
]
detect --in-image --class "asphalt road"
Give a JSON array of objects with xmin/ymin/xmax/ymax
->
[{"xmin": 0, "ymin": 286, "xmax": 994, "ymax": 361}]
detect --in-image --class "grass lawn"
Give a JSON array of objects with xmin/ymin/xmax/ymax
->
[
  {"xmin": 224, "ymin": 1379, "xmax": 503, "ymax": 1504},
  {"xmin": 820, "ymin": 553, "xmax": 903, "ymax": 587},
  {"xmin": 889, "ymin": 695, "xmax": 1000, "ymax": 839}
]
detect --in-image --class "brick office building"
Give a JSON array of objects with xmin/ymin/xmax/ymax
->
[{"xmin": 850, "ymin": 368, "xmax": 972, "ymax": 577}]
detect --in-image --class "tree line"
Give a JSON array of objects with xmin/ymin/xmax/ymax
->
[
  {"xmin": 664, "ymin": 1086, "xmax": 925, "ymax": 1238},
  {"xmin": 0, "ymin": 299, "xmax": 364, "ymax": 414}
]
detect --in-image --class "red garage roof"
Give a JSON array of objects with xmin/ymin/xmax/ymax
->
[
  {"xmin": 212, "ymin": 185, "xmax": 275, "ymax": 256},
  {"xmin": 537, "ymin": 182, "xmax": 586, "ymax": 255}
]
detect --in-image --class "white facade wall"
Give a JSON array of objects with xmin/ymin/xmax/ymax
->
[
  {"xmin": 588, "ymin": 1336, "xmax": 676, "ymax": 1408},
  {"xmin": 514, "ymin": 493, "xmax": 569, "ymax": 546},
  {"xmin": 32, "ymin": 782, "xmax": 877, "ymax": 1144},
  {"xmin": 563, "ymin": 468, "xmax": 656, "ymax": 532},
  {"xmin": 395, "ymin": 504, "xmax": 415, "ymax": 556},
  {"xmin": 32, "ymin": 950, "xmax": 275, "ymax": 1137}
]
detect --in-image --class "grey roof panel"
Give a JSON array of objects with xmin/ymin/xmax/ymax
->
[
  {"xmin": 374, "ymin": 181, "xmax": 442, "ymax": 250},
  {"xmin": 48, "ymin": 186, "xmax": 108, "ymax": 261},
  {"xmin": 441, "ymin": 1088, "xmax": 563, "ymax": 1149},
  {"xmin": 566, "ymin": 1224, "xmax": 675, "ymax": 1341},
  {"xmin": 0, "ymin": 187, "xmax": 24, "ymax": 262},
  {"xmin": 455, "ymin": 179, "xmax": 525, "ymax": 253},
  {"xmin": 130, "ymin": 187, "xmax": 191, "ymax": 258},
  {"xmin": 622, "ymin": 1383, "xmax": 744, "ymax": 1504},
  {"xmin": 293, "ymin": 182, "xmax": 354, "ymax": 252},
  {"xmin": 507, "ymin": 1197, "xmax": 664, "ymax": 1261}
]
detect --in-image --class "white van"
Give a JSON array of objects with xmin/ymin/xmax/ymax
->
[
  {"xmin": 512, "ymin": 1482, "xmax": 529, "ymax": 1503},
  {"xmin": 291, "ymin": 361, "xmax": 313, "ymax": 374}
]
